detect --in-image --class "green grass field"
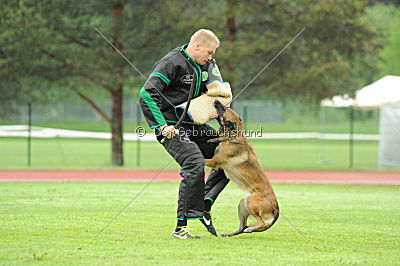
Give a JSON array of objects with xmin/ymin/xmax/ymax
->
[
  {"xmin": 0, "ymin": 137, "xmax": 382, "ymax": 170},
  {"xmin": 1, "ymin": 182, "xmax": 399, "ymax": 265}
]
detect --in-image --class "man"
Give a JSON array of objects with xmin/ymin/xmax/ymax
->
[{"xmin": 139, "ymin": 29, "xmax": 229, "ymax": 239}]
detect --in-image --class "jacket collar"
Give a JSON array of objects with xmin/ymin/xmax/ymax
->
[{"xmin": 180, "ymin": 44, "xmax": 200, "ymax": 68}]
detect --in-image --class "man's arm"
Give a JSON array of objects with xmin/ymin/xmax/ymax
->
[
  {"xmin": 204, "ymin": 59, "xmax": 223, "ymax": 86},
  {"xmin": 138, "ymin": 59, "xmax": 175, "ymax": 129},
  {"xmin": 174, "ymin": 59, "xmax": 231, "ymax": 125}
]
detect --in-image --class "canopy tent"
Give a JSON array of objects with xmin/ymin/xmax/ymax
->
[
  {"xmin": 321, "ymin": 75, "xmax": 400, "ymax": 109},
  {"xmin": 321, "ymin": 75, "xmax": 400, "ymax": 168}
]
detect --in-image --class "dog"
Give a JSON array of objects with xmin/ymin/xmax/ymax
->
[{"xmin": 204, "ymin": 100, "xmax": 279, "ymax": 237}]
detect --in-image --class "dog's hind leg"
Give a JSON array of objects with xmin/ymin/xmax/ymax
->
[
  {"xmin": 221, "ymin": 197, "xmax": 249, "ymax": 237},
  {"xmin": 242, "ymin": 193, "xmax": 277, "ymax": 233},
  {"xmin": 243, "ymin": 213, "xmax": 268, "ymax": 233}
]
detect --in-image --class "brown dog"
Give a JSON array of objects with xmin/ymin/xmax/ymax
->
[{"xmin": 204, "ymin": 100, "xmax": 279, "ymax": 237}]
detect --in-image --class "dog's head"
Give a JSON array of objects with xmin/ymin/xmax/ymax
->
[{"xmin": 214, "ymin": 100, "xmax": 243, "ymax": 138}]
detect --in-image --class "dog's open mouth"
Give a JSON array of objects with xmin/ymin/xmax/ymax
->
[
  {"xmin": 213, "ymin": 101, "xmax": 237, "ymax": 136},
  {"xmin": 213, "ymin": 100, "xmax": 226, "ymax": 131}
]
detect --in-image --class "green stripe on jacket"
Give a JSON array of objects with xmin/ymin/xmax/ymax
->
[
  {"xmin": 149, "ymin": 72, "xmax": 170, "ymax": 86},
  {"xmin": 139, "ymin": 87, "xmax": 167, "ymax": 128},
  {"xmin": 181, "ymin": 49, "xmax": 202, "ymax": 97}
]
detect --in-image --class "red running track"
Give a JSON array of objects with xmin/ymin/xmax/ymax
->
[{"xmin": 0, "ymin": 170, "xmax": 399, "ymax": 185}]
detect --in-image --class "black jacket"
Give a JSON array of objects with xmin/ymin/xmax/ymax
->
[{"xmin": 139, "ymin": 44, "xmax": 223, "ymax": 129}]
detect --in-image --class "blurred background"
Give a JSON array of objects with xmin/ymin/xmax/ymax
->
[{"xmin": 1, "ymin": 0, "xmax": 399, "ymax": 170}]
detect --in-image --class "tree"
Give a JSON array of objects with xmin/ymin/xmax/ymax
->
[
  {"xmin": 371, "ymin": 0, "xmax": 400, "ymax": 7},
  {"xmin": 376, "ymin": 9, "xmax": 400, "ymax": 76},
  {"xmin": 178, "ymin": 0, "xmax": 380, "ymax": 103},
  {"xmin": 241, "ymin": 0, "xmax": 378, "ymax": 102},
  {"xmin": 2, "ymin": 0, "xmax": 382, "ymax": 166},
  {"xmin": 360, "ymin": 3, "xmax": 400, "ymax": 81},
  {"xmin": 379, "ymin": 20, "xmax": 400, "ymax": 76},
  {"xmin": 0, "ymin": 1, "xmax": 64, "ymax": 117},
  {"xmin": 1, "ymin": 0, "xmax": 191, "ymax": 165}
]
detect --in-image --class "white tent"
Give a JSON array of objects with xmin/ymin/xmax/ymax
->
[
  {"xmin": 321, "ymin": 75, "xmax": 400, "ymax": 109},
  {"xmin": 321, "ymin": 75, "xmax": 400, "ymax": 168}
]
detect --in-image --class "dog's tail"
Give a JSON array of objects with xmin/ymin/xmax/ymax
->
[{"xmin": 269, "ymin": 208, "xmax": 280, "ymax": 229}]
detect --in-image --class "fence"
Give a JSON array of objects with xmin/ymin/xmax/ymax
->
[
  {"xmin": 0, "ymin": 99, "xmax": 382, "ymax": 170},
  {"xmin": 4, "ymin": 99, "xmax": 285, "ymax": 125}
]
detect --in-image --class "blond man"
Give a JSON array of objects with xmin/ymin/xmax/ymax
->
[{"xmin": 139, "ymin": 29, "xmax": 229, "ymax": 239}]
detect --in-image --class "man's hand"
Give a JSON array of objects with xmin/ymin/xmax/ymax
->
[{"xmin": 159, "ymin": 125, "xmax": 179, "ymax": 139}]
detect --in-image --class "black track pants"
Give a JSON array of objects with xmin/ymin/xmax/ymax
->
[{"xmin": 158, "ymin": 124, "xmax": 229, "ymax": 219}]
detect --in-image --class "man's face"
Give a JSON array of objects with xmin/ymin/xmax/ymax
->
[{"xmin": 194, "ymin": 42, "xmax": 218, "ymax": 65}]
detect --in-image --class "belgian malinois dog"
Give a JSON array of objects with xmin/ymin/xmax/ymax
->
[{"xmin": 204, "ymin": 100, "xmax": 279, "ymax": 237}]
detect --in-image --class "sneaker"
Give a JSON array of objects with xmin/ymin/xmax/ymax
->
[
  {"xmin": 171, "ymin": 226, "xmax": 200, "ymax": 239},
  {"xmin": 200, "ymin": 212, "xmax": 218, "ymax": 237}
]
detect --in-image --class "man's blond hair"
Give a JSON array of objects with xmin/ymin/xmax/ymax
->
[{"xmin": 188, "ymin": 29, "xmax": 220, "ymax": 48}]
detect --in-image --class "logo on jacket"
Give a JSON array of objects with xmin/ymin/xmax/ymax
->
[{"xmin": 181, "ymin": 74, "xmax": 194, "ymax": 84}]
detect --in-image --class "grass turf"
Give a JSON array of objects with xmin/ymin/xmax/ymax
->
[
  {"xmin": 0, "ymin": 182, "xmax": 399, "ymax": 265},
  {"xmin": 0, "ymin": 138, "xmax": 382, "ymax": 171}
]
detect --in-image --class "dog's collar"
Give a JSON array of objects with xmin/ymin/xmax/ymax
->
[
  {"xmin": 221, "ymin": 136, "xmax": 234, "ymax": 142},
  {"xmin": 219, "ymin": 132, "xmax": 238, "ymax": 142},
  {"xmin": 222, "ymin": 137, "xmax": 241, "ymax": 144}
]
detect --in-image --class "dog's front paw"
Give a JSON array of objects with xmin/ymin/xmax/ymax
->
[
  {"xmin": 204, "ymin": 159, "xmax": 220, "ymax": 170},
  {"xmin": 207, "ymin": 138, "xmax": 220, "ymax": 143},
  {"xmin": 220, "ymin": 233, "xmax": 230, "ymax": 237}
]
